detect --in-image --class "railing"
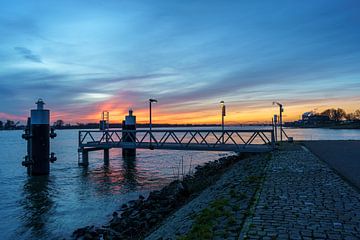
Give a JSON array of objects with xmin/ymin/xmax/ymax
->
[{"xmin": 79, "ymin": 129, "xmax": 275, "ymax": 151}]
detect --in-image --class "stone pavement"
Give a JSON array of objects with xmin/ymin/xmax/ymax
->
[
  {"xmin": 147, "ymin": 146, "xmax": 360, "ymax": 240},
  {"xmin": 302, "ymin": 140, "xmax": 360, "ymax": 189},
  {"xmin": 241, "ymin": 147, "xmax": 360, "ymax": 239}
]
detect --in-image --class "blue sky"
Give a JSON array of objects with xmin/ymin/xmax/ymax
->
[{"xmin": 1, "ymin": 0, "xmax": 360, "ymax": 123}]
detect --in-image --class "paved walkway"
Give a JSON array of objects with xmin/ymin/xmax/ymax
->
[
  {"xmin": 147, "ymin": 146, "xmax": 360, "ymax": 239},
  {"xmin": 302, "ymin": 140, "xmax": 360, "ymax": 189},
  {"xmin": 242, "ymin": 148, "xmax": 360, "ymax": 239}
]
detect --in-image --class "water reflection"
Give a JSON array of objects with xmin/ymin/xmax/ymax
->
[
  {"xmin": 19, "ymin": 176, "xmax": 55, "ymax": 239},
  {"xmin": 123, "ymin": 156, "xmax": 138, "ymax": 191},
  {"xmin": 83, "ymin": 155, "xmax": 139, "ymax": 195}
]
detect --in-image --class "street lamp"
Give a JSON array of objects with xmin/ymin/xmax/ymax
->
[
  {"xmin": 220, "ymin": 101, "xmax": 226, "ymax": 144},
  {"xmin": 149, "ymin": 98, "xmax": 158, "ymax": 148},
  {"xmin": 273, "ymin": 102, "xmax": 284, "ymax": 142}
]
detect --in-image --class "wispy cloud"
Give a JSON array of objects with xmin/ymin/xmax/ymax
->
[
  {"xmin": 0, "ymin": 0, "xmax": 359, "ymax": 123},
  {"xmin": 14, "ymin": 47, "xmax": 42, "ymax": 63}
]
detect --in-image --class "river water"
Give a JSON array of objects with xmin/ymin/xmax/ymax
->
[{"xmin": 0, "ymin": 127, "xmax": 359, "ymax": 239}]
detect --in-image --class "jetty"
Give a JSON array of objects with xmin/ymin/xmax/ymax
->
[{"xmin": 78, "ymin": 129, "xmax": 275, "ymax": 165}]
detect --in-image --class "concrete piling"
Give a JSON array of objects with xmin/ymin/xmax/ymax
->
[
  {"xmin": 22, "ymin": 99, "xmax": 57, "ymax": 175},
  {"xmin": 104, "ymin": 148, "xmax": 110, "ymax": 163},
  {"xmin": 122, "ymin": 109, "xmax": 136, "ymax": 157}
]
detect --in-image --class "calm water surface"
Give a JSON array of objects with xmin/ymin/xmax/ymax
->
[{"xmin": 0, "ymin": 127, "xmax": 359, "ymax": 239}]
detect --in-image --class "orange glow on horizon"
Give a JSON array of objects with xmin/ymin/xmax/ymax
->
[
  {"xmin": 49, "ymin": 96, "xmax": 359, "ymax": 125},
  {"xmin": 35, "ymin": 93, "xmax": 359, "ymax": 125}
]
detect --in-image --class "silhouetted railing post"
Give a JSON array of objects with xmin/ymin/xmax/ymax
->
[{"xmin": 273, "ymin": 114, "xmax": 278, "ymax": 143}]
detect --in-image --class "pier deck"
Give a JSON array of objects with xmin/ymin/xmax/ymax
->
[{"xmin": 78, "ymin": 129, "xmax": 275, "ymax": 164}]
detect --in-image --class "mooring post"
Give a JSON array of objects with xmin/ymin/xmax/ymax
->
[
  {"xmin": 104, "ymin": 148, "xmax": 110, "ymax": 163},
  {"xmin": 81, "ymin": 149, "xmax": 89, "ymax": 166},
  {"xmin": 22, "ymin": 99, "xmax": 57, "ymax": 175},
  {"xmin": 122, "ymin": 109, "xmax": 136, "ymax": 157}
]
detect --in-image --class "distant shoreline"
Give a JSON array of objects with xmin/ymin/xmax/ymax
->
[
  {"xmin": 0, "ymin": 123, "xmax": 273, "ymax": 131},
  {"xmin": 285, "ymin": 123, "xmax": 360, "ymax": 130},
  {"xmin": 1, "ymin": 123, "xmax": 360, "ymax": 130}
]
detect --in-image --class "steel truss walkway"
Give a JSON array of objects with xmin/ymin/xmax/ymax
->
[{"xmin": 78, "ymin": 129, "xmax": 275, "ymax": 153}]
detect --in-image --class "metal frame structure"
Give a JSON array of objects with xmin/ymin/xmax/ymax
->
[{"xmin": 78, "ymin": 129, "xmax": 275, "ymax": 153}]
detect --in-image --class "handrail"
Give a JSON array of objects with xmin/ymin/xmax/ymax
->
[
  {"xmin": 79, "ymin": 129, "xmax": 273, "ymax": 133},
  {"xmin": 78, "ymin": 129, "xmax": 275, "ymax": 150}
]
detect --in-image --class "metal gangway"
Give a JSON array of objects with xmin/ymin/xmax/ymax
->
[{"xmin": 78, "ymin": 129, "xmax": 275, "ymax": 164}]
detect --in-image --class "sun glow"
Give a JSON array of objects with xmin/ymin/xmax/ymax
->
[{"xmin": 49, "ymin": 95, "xmax": 360, "ymax": 125}]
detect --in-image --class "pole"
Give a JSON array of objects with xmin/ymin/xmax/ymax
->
[
  {"xmin": 149, "ymin": 99, "xmax": 157, "ymax": 149},
  {"xmin": 220, "ymin": 101, "xmax": 225, "ymax": 144},
  {"xmin": 274, "ymin": 114, "xmax": 278, "ymax": 143},
  {"xmin": 222, "ymin": 114, "xmax": 224, "ymax": 140},
  {"xmin": 280, "ymin": 105, "xmax": 283, "ymax": 142},
  {"xmin": 273, "ymin": 102, "xmax": 283, "ymax": 142},
  {"xmin": 271, "ymin": 118, "xmax": 275, "ymax": 148},
  {"xmin": 149, "ymin": 101, "xmax": 152, "ymax": 145},
  {"xmin": 222, "ymin": 113, "xmax": 224, "ymax": 144}
]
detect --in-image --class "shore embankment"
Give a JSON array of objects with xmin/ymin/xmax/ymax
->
[
  {"xmin": 74, "ymin": 142, "xmax": 360, "ymax": 239},
  {"xmin": 147, "ymin": 151, "xmax": 269, "ymax": 239},
  {"xmin": 73, "ymin": 152, "xmax": 264, "ymax": 239}
]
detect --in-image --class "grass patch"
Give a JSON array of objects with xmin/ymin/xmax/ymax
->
[
  {"xmin": 209, "ymin": 198, "xmax": 229, "ymax": 210},
  {"xmin": 229, "ymin": 189, "xmax": 248, "ymax": 201},
  {"xmin": 178, "ymin": 198, "xmax": 230, "ymax": 240},
  {"xmin": 237, "ymin": 192, "xmax": 247, "ymax": 200},
  {"xmin": 232, "ymin": 205, "xmax": 240, "ymax": 211},
  {"xmin": 245, "ymin": 175, "xmax": 263, "ymax": 183},
  {"xmin": 227, "ymin": 215, "xmax": 236, "ymax": 225},
  {"xmin": 229, "ymin": 189, "xmax": 237, "ymax": 198}
]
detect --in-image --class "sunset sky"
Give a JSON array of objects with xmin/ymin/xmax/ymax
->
[{"xmin": 1, "ymin": 0, "xmax": 359, "ymax": 124}]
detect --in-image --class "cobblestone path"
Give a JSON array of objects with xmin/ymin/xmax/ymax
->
[
  {"xmin": 147, "ymin": 146, "xmax": 360, "ymax": 240},
  {"xmin": 242, "ymin": 147, "xmax": 360, "ymax": 240}
]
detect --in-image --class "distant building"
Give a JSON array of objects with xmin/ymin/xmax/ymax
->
[
  {"xmin": 302, "ymin": 112, "xmax": 314, "ymax": 121},
  {"xmin": 301, "ymin": 112, "xmax": 330, "ymax": 125}
]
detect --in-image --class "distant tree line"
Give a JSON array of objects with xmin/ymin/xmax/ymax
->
[
  {"xmin": 319, "ymin": 108, "xmax": 360, "ymax": 122},
  {"xmin": 0, "ymin": 120, "xmax": 21, "ymax": 130},
  {"xmin": 287, "ymin": 108, "xmax": 360, "ymax": 128}
]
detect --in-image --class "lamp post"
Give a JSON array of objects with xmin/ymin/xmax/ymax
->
[
  {"xmin": 149, "ymin": 99, "xmax": 158, "ymax": 148},
  {"xmin": 273, "ymin": 102, "xmax": 283, "ymax": 142},
  {"xmin": 220, "ymin": 101, "xmax": 225, "ymax": 144}
]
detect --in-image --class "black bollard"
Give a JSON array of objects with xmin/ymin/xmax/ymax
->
[
  {"xmin": 122, "ymin": 109, "xmax": 136, "ymax": 157},
  {"xmin": 22, "ymin": 99, "xmax": 57, "ymax": 175}
]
